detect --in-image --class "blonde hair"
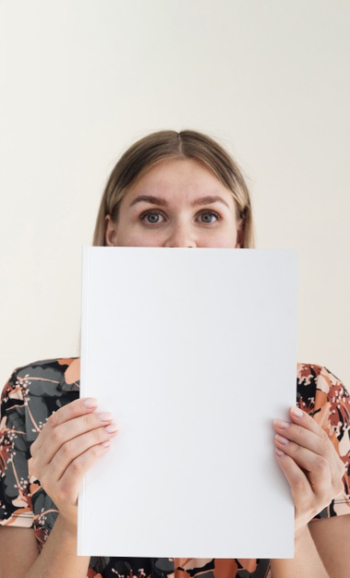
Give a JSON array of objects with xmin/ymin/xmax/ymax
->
[{"xmin": 93, "ymin": 130, "xmax": 255, "ymax": 248}]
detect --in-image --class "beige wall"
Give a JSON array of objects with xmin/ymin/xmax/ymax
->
[{"xmin": 1, "ymin": 1, "xmax": 349, "ymax": 386}]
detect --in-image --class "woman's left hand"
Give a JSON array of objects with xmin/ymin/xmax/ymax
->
[{"xmin": 273, "ymin": 406, "xmax": 346, "ymax": 533}]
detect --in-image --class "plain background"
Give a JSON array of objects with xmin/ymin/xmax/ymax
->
[{"xmin": 0, "ymin": 0, "xmax": 349, "ymax": 387}]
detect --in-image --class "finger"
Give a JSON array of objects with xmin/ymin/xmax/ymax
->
[
  {"xmin": 39, "ymin": 424, "xmax": 118, "ymax": 490},
  {"xmin": 275, "ymin": 449, "xmax": 313, "ymax": 505},
  {"xmin": 58, "ymin": 441, "xmax": 112, "ymax": 504},
  {"xmin": 274, "ymin": 434, "xmax": 331, "ymax": 475},
  {"xmin": 274, "ymin": 435, "xmax": 334, "ymax": 496},
  {"xmin": 274, "ymin": 408, "xmax": 346, "ymax": 478},
  {"xmin": 273, "ymin": 419, "xmax": 333, "ymax": 459},
  {"xmin": 288, "ymin": 405, "xmax": 327, "ymax": 436},
  {"xmin": 31, "ymin": 397, "xmax": 98, "ymax": 455},
  {"xmin": 274, "ymin": 406, "xmax": 326, "ymax": 438},
  {"xmin": 48, "ymin": 397, "xmax": 100, "ymax": 428},
  {"xmin": 288, "ymin": 408, "xmax": 347, "ymax": 478},
  {"xmin": 337, "ymin": 456, "xmax": 347, "ymax": 479},
  {"xmin": 33, "ymin": 411, "xmax": 115, "ymax": 467}
]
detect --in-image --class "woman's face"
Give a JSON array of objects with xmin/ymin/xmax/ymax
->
[{"xmin": 105, "ymin": 158, "xmax": 243, "ymax": 248}]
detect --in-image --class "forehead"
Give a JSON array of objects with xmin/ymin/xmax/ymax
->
[{"xmin": 126, "ymin": 158, "xmax": 233, "ymax": 200}]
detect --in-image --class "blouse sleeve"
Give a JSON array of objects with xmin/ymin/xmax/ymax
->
[
  {"xmin": 297, "ymin": 364, "xmax": 350, "ymax": 519},
  {"xmin": 0, "ymin": 368, "xmax": 34, "ymax": 528}
]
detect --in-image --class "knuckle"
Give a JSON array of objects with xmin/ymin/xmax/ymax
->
[
  {"xmin": 71, "ymin": 459, "xmax": 83, "ymax": 474},
  {"xmin": 47, "ymin": 411, "xmax": 59, "ymax": 428},
  {"xmin": 61, "ymin": 440, "xmax": 73, "ymax": 457},
  {"xmin": 91, "ymin": 444, "xmax": 103, "ymax": 458},
  {"xmin": 290, "ymin": 441, "xmax": 299, "ymax": 454},
  {"xmin": 51, "ymin": 427, "xmax": 64, "ymax": 445},
  {"xmin": 295, "ymin": 425, "xmax": 305, "ymax": 439},
  {"xmin": 287, "ymin": 441, "xmax": 300, "ymax": 458},
  {"xmin": 319, "ymin": 428, "xmax": 329, "ymax": 442},
  {"xmin": 315, "ymin": 456, "xmax": 329, "ymax": 475}
]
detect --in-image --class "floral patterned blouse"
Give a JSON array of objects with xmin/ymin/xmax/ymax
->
[{"xmin": 1, "ymin": 358, "xmax": 350, "ymax": 578}]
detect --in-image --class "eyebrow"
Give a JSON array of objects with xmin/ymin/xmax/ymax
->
[{"xmin": 129, "ymin": 194, "xmax": 230, "ymax": 209}]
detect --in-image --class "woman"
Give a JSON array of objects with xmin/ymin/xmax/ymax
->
[{"xmin": 0, "ymin": 130, "xmax": 349, "ymax": 578}]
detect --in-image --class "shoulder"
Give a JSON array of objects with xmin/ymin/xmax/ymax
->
[
  {"xmin": 6, "ymin": 357, "xmax": 79, "ymax": 386},
  {"xmin": 297, "ymin": 363, "xmax": 344, "ymax": 390},
  {"xmin": 1, "ymin": 358, "xmax": 80, "ymax": 446},
  {"xmin": 296, "ymin": 362, "xmax": 349, "ymax": 446},
  {"xmin": 1, "ymin": 358, "xmax": 80, "ymax": 430},
  {"xmin": 296, "ymin": 363, "xmax": 349, "ymax": 414},
  {"xmin": 2, "ymin": 358, "xmax": 80, "ymax": 403}
]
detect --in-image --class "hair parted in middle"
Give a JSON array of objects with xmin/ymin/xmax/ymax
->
[{"xmin": 93, "ymin": 129, "xmax": 255, "ymax": 248}]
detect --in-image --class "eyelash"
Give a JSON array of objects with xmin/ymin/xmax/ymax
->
[{"xmin": 140, "ymin": 210, "xmax": 221, "ymax": 225}]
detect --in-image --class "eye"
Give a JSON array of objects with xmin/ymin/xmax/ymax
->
[
  {"xmin": 198, "ymin": 211, "xmax": 220, "ymax": 224},
  {"xmin": 140, "ymin": 211, "xmax": 165, "ymax": 225}
]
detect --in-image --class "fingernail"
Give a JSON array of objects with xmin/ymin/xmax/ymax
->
[
  {"xmin": 105, "ymin": 423, "xmax": 118, "ymax": 434},
  {"xmin": 101, "ymin": 440, "xmax": 111, "ymax": 448},
  {"xmin": 275, "ymin": 448, "xmax": 285, "ymax": 457},
  {"xmin": 83, "ymin": 398, "xmax": 98, "ymax": 408},
  {"xmin": 275, "ymin": 433, "xmax": 289, "ymax": 445},
  {"xmin": 273, "ymin": 419, "xmax": 290, "ymax": 429},
  {"xmin": 98, "ymin": 412, "xmax": 113, "ymax": 422},
  {"xmin": 291, "ymin": 406, "xmax": 303, "ymax": 418}
]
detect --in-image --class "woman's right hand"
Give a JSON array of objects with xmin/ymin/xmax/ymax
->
[{"xmin": 29, "ymin": 397, "xmax": 118, "ymax": 530}]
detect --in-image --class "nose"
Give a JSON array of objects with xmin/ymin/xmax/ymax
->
[{"xmin": 164, "ymin": 223, "xmax": 197, "ymax": 248}]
